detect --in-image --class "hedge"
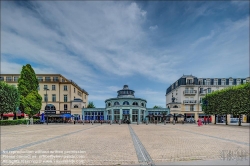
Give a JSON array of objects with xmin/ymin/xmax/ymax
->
[{"xmin": 0, "ymin": 119, "xmax": 41, "ymax": 126}]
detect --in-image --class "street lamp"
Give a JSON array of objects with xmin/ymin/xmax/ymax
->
[
  {"xmin": 203, "ymin": 89, "xmax": 208, "ymax": 125},
  {"xmin": 44, "ymin": 88, "xmax": 49, "ymax": 125}
]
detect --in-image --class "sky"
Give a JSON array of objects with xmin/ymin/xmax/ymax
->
[{"xmin": 1, "ymin": 1, "xmax": 249, "ymax": 108}]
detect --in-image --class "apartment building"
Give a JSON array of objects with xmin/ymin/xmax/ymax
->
[
  {"xmin": 0, "ymin": 74, "xmax": 88, "ymax": 120},
  {"xmin": 166, "ymin": 75, "xmax": 250, "ymax": 123}
]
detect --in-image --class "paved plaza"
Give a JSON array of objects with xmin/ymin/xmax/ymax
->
[{"xmin": 0, "ymin": 123, "xmax": 249, "ymax": 165}]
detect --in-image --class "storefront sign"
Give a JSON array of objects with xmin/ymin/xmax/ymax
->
[
  {"xmin": 60, "ymin": 111, "xmax": 71, "ymax": 114},
  {"xmin": 44, "ymin": 111, "xmax": 56, "ymax": 114}
]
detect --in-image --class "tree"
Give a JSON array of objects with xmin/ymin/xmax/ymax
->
[
  {"xmin": 18, "ymin": 64, "xmax": 41, "ymax": 121},
  {"xmin": 153, "ymin": 106, "xmax": 162, "ymax": 108},
  {"xmin": 87, "ymin": 101, "xmax": 95, "ymax": 108},
  {"xmin": 22, "ymin": 91, "xmax": 42, "ymax": 118},
  {"xmin": 0, "ymin": 82, "xmax": 20, "ymax": 120}
]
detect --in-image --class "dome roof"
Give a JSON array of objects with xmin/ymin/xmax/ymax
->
[{"xmin": 117, "ymin": 85, "xmax": 135, "ymax": 98}]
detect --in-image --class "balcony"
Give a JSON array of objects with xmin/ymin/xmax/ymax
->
[
  {"xmin": 183, "ymin": 100, "xmax": 197, "ymax": 104},
  {"xmin": 186, "ymin": 82, "xmax": 195, "ymax": 85},
  {"xmin": 183, "ymin": 90, "xmax": 197, "ymax": 95},
  {"xmin": 199, "ymin": 91, "xmax": 207, "ymax": 95}
]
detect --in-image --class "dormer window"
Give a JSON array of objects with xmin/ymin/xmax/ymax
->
[{"xmin": 123, "ymin": 101, "xmax": 129, "ymax": 105}]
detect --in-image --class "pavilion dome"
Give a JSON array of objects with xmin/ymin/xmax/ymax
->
[{"xmin": 117, "ymin": 85, "xmax": 135, "ymax": 98}]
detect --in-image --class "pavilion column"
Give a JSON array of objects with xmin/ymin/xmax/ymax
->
[
  {"xmin": 143, "ymin": 110, "xmax": 146, "ymax": 122},
  {"xmin": 130, "ymin": 109, "xmax": 132, "ymax": 122},
  {"xmin": 138, "ymin": 109, "xmax": 141, "ymax": 123},
  {"xmin": 111, "ymin": 109, "xmax": 114, "ymax": 122},
  {"xmin": 120, "ymin": 109, "xmax": 122, "ymax": 120},
  {"xmin": 104, "ymin": 110, "xmax": 107, "ymax": 120}
]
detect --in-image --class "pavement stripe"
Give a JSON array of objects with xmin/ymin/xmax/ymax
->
[
  {"xmin": 0, "ymin": 125, "xmax": 100, "ymax": 155},
  {"xmin": 160, "ymin": 125, "xmax": 250, "ymax": 146},
  {"xmin": 128, "ymin": 125, "xmax": 155, "ymax": 166}
]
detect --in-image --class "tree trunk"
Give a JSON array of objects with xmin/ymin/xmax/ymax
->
[
  {"xmin": 214, "ymin": 114, "xmax": 217, "ymax": 124},
  {"xmin": 238, "ymin": 115, "xmax": 241, "ymax": 126},
  {"xmin": 1, "ymin": 113, "xmax": 3, "ymax": 120},
  {"xmin": 225, "ymin": 114, "xmax": 228, "ymax": 125}
]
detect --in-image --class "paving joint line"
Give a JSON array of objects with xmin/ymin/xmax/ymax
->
[
  {"xmin": 159, "ymin": 125, "xmax": 250, "ymax": 146},
  {"xmin": 0, "ymin": 125, "xmax": 101, "ymax": 155},
  {"xmin": 128, "ymin": 124, "xmax": 155, "ymax": 166}
]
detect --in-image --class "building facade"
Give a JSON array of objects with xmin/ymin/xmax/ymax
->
[
  {"xmin": 83, "ymin": 85, "xmax": 170, "ymax": 123},
  {"xmin": 166, "ymin": 75, "xmax": 250, "ymax": 123},
  {"xmin": 1, "ymin": 74, "xmax": 88, "ymax": 120}
]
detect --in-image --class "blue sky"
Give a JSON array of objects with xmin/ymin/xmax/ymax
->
[{"xmin": 1, "ymin": 1, "xmax": 249, "ymax": 108}]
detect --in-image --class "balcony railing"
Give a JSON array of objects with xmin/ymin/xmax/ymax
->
[
  {"xmin": 183, "ymin": 100, "xmax": 197, "ymax": 104},
  {"xmin": 186, "ymin": 82, "xmax": 195, "ymax": 85},
  {"xmin": 183, "ymin": 90, "xmax": 197, "ymax": 95}
]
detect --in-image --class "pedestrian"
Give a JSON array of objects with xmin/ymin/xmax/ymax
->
[{"xmin": 197, "ymin": 118, "xmax": 202, "ymax": 127}]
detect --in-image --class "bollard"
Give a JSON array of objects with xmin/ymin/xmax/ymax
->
[
  {"xmin": 137, "ymin": 120, "xmax": 139, "ymax": 125},
  {"xmin": 110, "ymin": 120, "xmax": 112, "ymax": 125},
  {"xmin": 83, "ymin": 120, "xmax": 84, "ymax": 125},
  {"xmin": 164, "ymin": 120, "xmax": 166, "ymax": 125},
  {"xmin": 173, "ymin": 120, "xmax": 175, "ymax": 125},
  {"xmin": 119, "ymin": 120, "xmax": 121, "ymax": 125},
  {"xmin": 92, "ymin": 120, "xmax": 93, "ymax": 125},
  {"xmin": 146, "ymin": 120, "xmax": 148, "ymax": 125}
]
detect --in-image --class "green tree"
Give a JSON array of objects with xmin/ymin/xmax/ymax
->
[
  {"xmin": 153, "ymin": 106, "xmax": 162, "ymax": 108},
  {"xmin": 22, "ymin": 91, "xmax": 42, "ymax": 118},
  {"xmin": 87, "ymin": 101, "xmax": 95, "ymax": 108},
  {"xmin": 18, "ymin": 64, "xmax": 41, "ymax": 122},
  {"xmin": 0, "ymin": 82, "xmax": 20, "ymax": 120}
]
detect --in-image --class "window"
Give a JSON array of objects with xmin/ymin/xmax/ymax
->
[
  {"xmin": 132, "ymin": 102, "xmax": 138, "ymax": 106},
  {"xmin": 38, "ymin": 77, "xmax": 43, "ymax": 82},
  {"xmin": 123, "ymin": 101, "xmax": 129, "ymax": 105},
  {"xmin": 185, "ymin": 88, "xmax": 189, "ymax": 93},
  {"xmin": 114, "ymin": 102, "xmax": 120, "ymax": 105},
  {"xmin": 53, "ymin": 77, "xmax": 59, "ymax": 82},
  {"xmin": 200, "ymin": 97, "xmax": 203, "ymax": 103},
  {"xmin": 214, "ymin": 80, "xmax": 218, "ymax": 85},
  {"xmin": 74, "ymin": 88, "xmax": 75, "ymax": 93},
  {"xmin": 14, "ymin": 77, "xmax": 19, "ymax": 82},
  {"xmin": 200, "ymin": 88, "xmax": 203, "ymax": 93},
  {"xmin": 6, "ymin": 77, "xmax": 12, "ymax": 81},
  {"xmin": 190, "ymin": 105, "xmax": 194, "ymax": 111},
  {"xmin": 229, "ymin": 79, "xmax": 233, "ymax": 85},
  {"xmin": 243, "ymin": 80, "xmax": 246, "ymax": 84},
  {"xmin": 208, "ymin": 88, "xmax": 211, "ymax": 93},
  {"xmin": 236, "ymin": 79, "xmax": 241, "ymax": 85},
  {"xmin": 37, "ymin": 85, "xmax": 40, "ymax": 91},
  {"xmin": 64, "ymin": 95, "xmax": 68, "ymax": 102},
  {"xmin": 45, "ymin": 77, "xmax": 51, "ymax": 82},
  {"xmin": 204, "ymin": 79, "xmax": 207, "ymax": 85},
  {"xmin": 141, "ymin": 103, "xmax": 144, "ymax": 107},
  {"xmin": 108, "ymin": 103, "xmax": 111, "ymax": 107},
  {"xmin": 44, "ymin": 94, "xmax": 48, "ymax": 102},
  {"xmin": 190, "ymin": 88, "xmax": 194, "ymax": 93},
  {"xmin": 206, "ymin": 80, "xmax": 210, "ymax": 85},
  {"xmin": 52, "ymin": 85, "xmax": 56, "ymax": 90},
  {"xmin": 221, "ymin": 79, "xmax": 225, "ymax": 85},
  {"xmin": 0, "ymin": 77, "xmax": 4, "ymax": 81},
  {"xmin": 52, "ymin": 94, "xmax": 56, "ymax": 102},
  {"xmin": 44, "ymin": 85, "xmax": 48, "ymax": 90},
  {"xmin": 74, "ymin": 105, "xmax": 78, "ymax": 108},
  {"xmin": 64, "ymin": 104, "xmax": 68, "ymax": 110},
  {"xmin": 187, "ymin": 79, "xmax": 193, "ymax": 84},
  {"xmin": 185, "ymin": 105, "xmax": 189, "ymax": 111},
  {"xmin": 64, "ymin": 85, "xmax": 67, "ymax": 91}
]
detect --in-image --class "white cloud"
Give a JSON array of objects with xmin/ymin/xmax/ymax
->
[{"xmin": 149, "ymin": 25, "xmax": 158, "ymax": 30}]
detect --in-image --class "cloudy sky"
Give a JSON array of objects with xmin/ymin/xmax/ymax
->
[{"xmin": 1, "ymin": 1, "xmax": 249, "ymax": 108}]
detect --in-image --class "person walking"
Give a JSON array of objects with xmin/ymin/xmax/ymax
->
[{"xmin": 197, "ymin": 118, "xmax": 202, "ymax": 127}]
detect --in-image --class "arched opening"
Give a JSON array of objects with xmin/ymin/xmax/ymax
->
[
  {"xmin": 74, "ymin": 105, "xmax": 79, "ymax": 108},
  {"xmin": 141, "ymin": 103, "xmax": 144, "ymax": 107},
  {"xmin": 123, "ymin": 101, "xmax": 129, "ymax": 105},
  {"xmin": 108, "ymin": 103, "xmax": 111, "ymax": 107},
  {"xmin": 114, "ymin": 101, "xmax": 120, "ymax": 105},
  {"xmin": 45, "ymin": 104, "xmax": 56, "ymax": 110},
  {"xmin": 132, "ymin": 102, "xmax": 138, "ymax": 106},
  {"xmin": 173, "ymin": 105, "xmax": 178, "ymax": 108}
]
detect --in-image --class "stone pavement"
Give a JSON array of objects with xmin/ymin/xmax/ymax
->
[{"xmin": 0, "ymin": 123, "xmax": 249, "ymax": 165}]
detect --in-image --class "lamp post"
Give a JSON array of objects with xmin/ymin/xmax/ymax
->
[
  {"xmin": 203, "ymin": 89, "xmax": 208, "ymax": 125},
  {"xmin": 44, "ymin": 88, "xmax": 49, "ymax": 125}
]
